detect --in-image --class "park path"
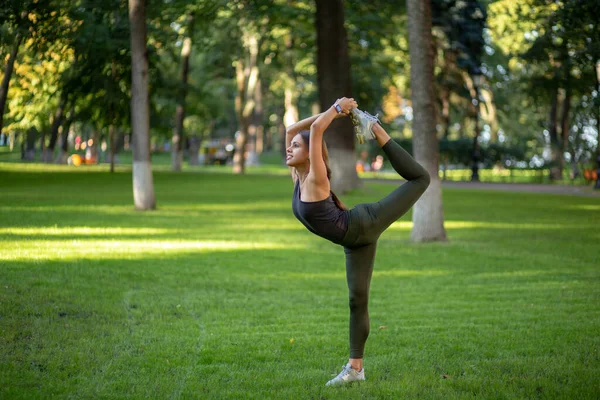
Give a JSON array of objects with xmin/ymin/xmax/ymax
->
[{"xmin": 366, "ymin": 178, "xmax": 600, "ymax": 198}]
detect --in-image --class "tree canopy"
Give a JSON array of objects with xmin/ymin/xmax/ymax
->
[{"xmin": 0, "ymin": 0, "xmax": 597, "ymax": 181}]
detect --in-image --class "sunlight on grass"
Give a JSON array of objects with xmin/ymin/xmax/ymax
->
[
  {"xmin": 186, "ymin": 164, "xmax": 289, "ymax": 176},
  {"xmin": 0, "ymin": 161, "xmax": 291, "ymax": 175},
  {"xmin": 0, "ymin": 202, "xmax": 291, "ymax": 214},
  {"xmin": 375, "ymin": 269, "xmax": 448, "ymax": 277},
  {"xmin": 2, "ymin": 240, "xmax": 306, "ymax": 261},
  {"xmin": 1, "ymin": 222, "xmax": 302, "ymax": 235},
  {"xmin": 0, "ymin": 205, "xmax": 136, "ymax": 213},
  {"xmin": 388, "ymin": 221, "xmax": 413, "ymax": 230},
  {"xmin": 267, "ymin": 269, "xmax": 447, "ymax": 280},
  {"xmin": 476, "ymin": 270, "xmax": 558, "ymax": 279},
  {"xmin": 225, "ymin": 221, "xmax": 300, "ymax": 230},
  {"xmin": 386, "ymin": 220, "xmax": 576, "ymax": 230},
  {"xmin": 2, "ymin": 164, "xmax": 599, "ymax": 399},
  {"xmin": 0, "ymin": 227, "xmax": 174, "ymax": 236},
  {"xmin": 564, "ymin": 204, "xmax": 600, "ymax": 211},
  {"xmin": 167, "ymin": 202, "xmax": 289, "ymax": 212},
  {"xmin": 443, "ymin": 221, "xmax": 575, "ymax": 229},
  {"xmin": 0, "ymin": 162, "xmax": 130, "ymax": 173}
]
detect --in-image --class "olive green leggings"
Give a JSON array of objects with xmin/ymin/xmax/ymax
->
[{"xmin": 341, "ymin": 139, "xmax": 430, "ymax": 358}]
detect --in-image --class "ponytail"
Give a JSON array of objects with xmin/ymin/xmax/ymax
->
[{"xmin": 299, "ymin": 130, "xmax": 348, "ymax": 211}]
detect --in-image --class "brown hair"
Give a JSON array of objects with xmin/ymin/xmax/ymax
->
[{"xmin": 298, "ymin": 130, "xmax": 348, "ymax": 211}]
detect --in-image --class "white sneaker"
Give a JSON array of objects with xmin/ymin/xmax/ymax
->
[
  {"xmin": 325, "ymin": 362, "xmax": 365, "ymax": 386},
  {"xmin": 350, "ymin": 108, "xmax": 380, "ymax": 144}
]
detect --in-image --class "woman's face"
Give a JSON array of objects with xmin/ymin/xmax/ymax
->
[{"xmin": 286, "ymin": 133, "xmax": 309, "ymax": 167}]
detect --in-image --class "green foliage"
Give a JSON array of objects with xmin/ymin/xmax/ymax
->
[
  {"xmin": 1, "ymin": 0, "xmax": 598, "ymax": 167},
  {"xmin": 483, "ymin": 0, "xmax": 599, "ymax": 172},
  {"xmin": 433, "ymin": 0, "xmax": 487, "ymax": 73},
  {"xmin": 5, "ymin": 41, "xmax": 72, "ymax": 132},
  {"xmin": 147, "ymin": 0, "xmax": 226, "ymax": 137},
  {"xmin": 368, "ymin": 138, "xmax": 528, "ymax": 168},
  {"xmin": 345, "ymin": 1, "xmax": 407, "ymax": 112},
  {"xmin": 66, "ymin": 1, "xmax": 131, "ymax": 129},
  {"xmin": 1, "ymin": 0, "xmax": 76, "ymax": 135},
  {"xmin": 0, "ymin": 0, "xmax": 68, "ymax": 49}
]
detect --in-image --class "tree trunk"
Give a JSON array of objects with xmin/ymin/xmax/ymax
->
[
  {"xmin": 232, "ymin": 30, "xmax": 259, "ymax": 174},
  {"xmin": 315, "ymin": 0, "xmax": 357, "ymax": 193},
  {"xmin": 480, "ymin": 88, "xmax": 499, "ymax": 143},
  {"xmin": 283, "ymin": 86, "xmax": 299, "ymax": 129},
  {"xmin": 172, "ymin": 12, "xmax": 194, "ymax": 171},
  {"xmin": 45, "ymin": 91, "xmax": 68, "ymax": 162},
  {"xmin": 560, "ymin": 86, "xmax": 571, "ymax": 176},
  {"xmin": 441, "ymin": 87, "xmax": 450, "ymax": 139},
  {"xmin": 406, "ymin": 0, "xmax": 447, "ymax": 242},
  {"xmin": 548, "ymin": 90, "xmax": 561, "ymax": 180},
  {"xmin": 459, "ymin": 116, "xmax": 468, "ymax": 139},
  {"xmin": 595, "ymin": 61, "xmax": 600, "ymax": 189},
  {"xmin": 24, "ymin": 128, "xmax": 37, "ymax": 161},
  {"xmin": 282, "ymin": 31, "xmax": 299, "ymax": 157},
  {"xmin": 438, "ymin": 46, "xmax": 453, "ymax": 139},
  {"xmin": 106, "ymin": 53, "xmax": 119, "ymax": 172},
  {"xmin": 283, "ymin": 85, "xmax": 299, "ymax": 160},
  {"xmin": 246, "ymin": 76, "xmax": 263, "ymax": 166},
  {"xmin": 40, "ymin": 129, "xmax": 47, "ymax": 161},
  {"xmin": 254, "ymin": 76, "xmax": 264, "ymax": 154},
  {"xmin": 9, "ymin": 131, "xmax": 16, "ymax": 151},
  {"xmin": 129, "ymin": 0, "xmax": 155, "ymax": 210},
  {"xmin": 188, "ymin": 134, "xmax": 200, "ymax": 165},
  {"xmin": 108, "ymin": 125, "xmax": 116, "ymax": 172},
  {"xmin": 279, "ymin": 119, "xmax": 287, "ymax": 159},
  {"xmin": 55, "ymin": 109, "xmax": 74, "ymax": 164},
  {"xmin": 0, "ymin": 34, "xmax": 22, "ymax": 133}
]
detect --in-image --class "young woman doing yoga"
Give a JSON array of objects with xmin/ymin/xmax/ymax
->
[{"xmin": 285, "ymin": 97, "xmax": 430, "ymax": 386}]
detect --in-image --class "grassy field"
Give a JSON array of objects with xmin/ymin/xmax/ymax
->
[
  {"xmin": 1, "ymin": 162, "xmax": 599, "ymax": 399},
  {"xmin": 0, "ymin": 146, "xmax": 594, "ymax": 185}
]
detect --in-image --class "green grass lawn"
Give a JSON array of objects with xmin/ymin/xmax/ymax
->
[
  {"xmin": 1, "ymin": 162, "xmax": 599, "ymax": 399},
  {"xmin": 1, "ymin": 146, "xmax": 594, "ymax": 185}
]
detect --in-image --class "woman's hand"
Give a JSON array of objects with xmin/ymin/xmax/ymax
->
[{"xmin": 334, "ymin": 97, "xmax": 358, "ymax": 116}]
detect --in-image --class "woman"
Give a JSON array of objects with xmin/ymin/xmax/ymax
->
[{"xmin": 285, "ymin": 97, "xmax": 430, "ymax": 386}]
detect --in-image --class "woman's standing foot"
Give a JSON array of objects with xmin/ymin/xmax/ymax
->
[{"xmin": 325, "ymin": 362, "xmax": 365, "ymax": 386}]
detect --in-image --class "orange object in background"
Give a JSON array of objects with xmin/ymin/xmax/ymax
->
[
  {"xmin": 69, "ymin": 154, "xmax": 82, "ymax": 166},
  {"xmin": 583, "ymin": 169, "xmax": 597, "ymax": 182},
  {"xmin": 68, "ymin": 153, "xmax": 97, "ymax": 166}
]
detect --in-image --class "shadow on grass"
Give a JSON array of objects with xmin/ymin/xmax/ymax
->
[
  {"xmin": 2, "ymin": 166, "xmax": 600, "ymax": 398},
  {"xmin": 3, "ymin": 245, "xmax": 599, "ymax": 399}
]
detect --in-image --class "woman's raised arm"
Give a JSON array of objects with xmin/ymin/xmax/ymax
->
[
  {"xmin": 285, "ymin": 111, "xmax": 345, "ymax": 150},
  {"xmin": 308, "ymin": 97, "xmax": 357, "ymax": 184}
]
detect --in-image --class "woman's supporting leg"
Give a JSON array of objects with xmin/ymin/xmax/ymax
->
[
  {"xmin": 344, "ymin": 242, "xmax": 377, "ymax": 364},
  {"xmin": 370, "ymin": 123, "xmax": 431, "ymax": 233}
]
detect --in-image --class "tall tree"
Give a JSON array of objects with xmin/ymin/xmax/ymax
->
[
  {"xmin": 0, "ymin": 33, "xmax": 22, "ymax": 134},
  {"xmin": 129, "ymin": 0, "xmax": 155, "ymax": 210},
  {"xmin": 596, "ymin": 61, "xmax": 600, "ymax": 189},
  {"xmin": 315, "ymin": 0, "xmax": 358, "ymax": 193},
  {"xmin": 43, "ymin": 90, "xmax": 69, "ymax": 162},
  {"xmin": 406, "ymin": 0, "xmax": 447, "ymax": 242},
  {"xmin": 232, "ymin": 25, "xmax": 261, "ymax": 174},
  {"xmin": 0, "ymin": 0, "xmax": 64, "ymax": 135},
  {"xmin": 265, "ymin": 1, "xmax": 316, "ymax": 157},
  {"xmin": 432, "ymin": 0, "xmax": 486, "ymax": 180},
  {"xmin": 56, "ymin": 107, "xmax": 74, "ymax": 164},
  {"xmin": 282, "ymin": 31, "xmax": 299, "ymax": 130},
  {"xmin": 514, "ymin": 0, "xmax": 600, "ymax": 181},
  {"xmin": 172, "ymin": 11, "xmax": 195, "ymax": 171}
]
